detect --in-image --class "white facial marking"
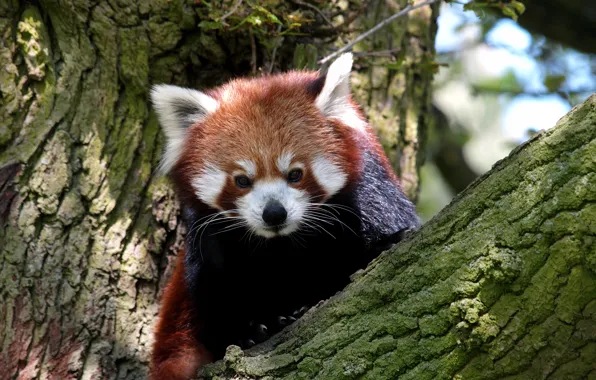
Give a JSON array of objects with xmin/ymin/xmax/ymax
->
[
  {"xmin": 276, "ymin": 152, "xmax": 294, "ymax": 173},
  {"xmin": 236, "ymin": 179, "xmax": 309, "ymax": 238},
  {"xmin": 191, "ymin": 164, "xmax": 226, "ymax": 208},
  {"xmin": 236, "ymin": 159, "xmax": 256, "ymax": 177},
  {"xmin": 311, "ymin": 155, "xmax": 347, "ymax": 197},
  {"xmin": 150, "ymin": 84, "xmax": 220, "ymax": 174},
  {"xmin": 315, "ymin": 53, "xmax": 366, "ymax": 132}
]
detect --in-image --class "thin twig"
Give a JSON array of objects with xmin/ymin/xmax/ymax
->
[
  {"xmin": 293, "ymin": 0, "xmax": 335, "ymax": 29},
  {"xmin": 470, "ymin": 84, "xmax": 596, "ymax": 98},
  {"xmin": 268, "ymin": 24, "xmax": 284, "ymax": 74},
  {"xmin": 318, "ymin": 0, "xmax": 439, "ymax": 65},
  {"xmin": 220, "ymin": 0, "xmax": 243, "ymax": 23},
  {"xmin": 352, "ymin": 48, "xmax": 400, "ymax": 57},
  {"xmin": 312, "ymin": 5, "xmax": 366, "ymax": 39},
  {"xmin": 249, "ymin": 27, "xmax": 257, "ymax": 74}
]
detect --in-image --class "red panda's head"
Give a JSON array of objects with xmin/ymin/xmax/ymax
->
[{"xmin": 151, "ymin": 54, "xmax": 368, "ymax": 238}]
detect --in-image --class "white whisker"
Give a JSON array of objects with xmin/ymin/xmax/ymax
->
[
  {"xmin": 210, "ymin": 221, "xmax": 249, "ymax": 235},
  {"xmin": 300, "ymin": 219, "xmax": 336, "ymax": 239},
  {"xmin": 307, "ymin": 209, "xmax": 358, "ymax": 236}
]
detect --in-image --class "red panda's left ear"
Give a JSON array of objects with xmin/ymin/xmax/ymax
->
[
  {"xmin": 315, "ymin": 53, "xmax": 366, "ymax": 131},
  {"xmin": 150, "ymin": 85, "xmax": 219, "ymax": 174}
]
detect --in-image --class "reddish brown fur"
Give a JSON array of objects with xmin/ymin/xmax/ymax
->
[
  {"xmin": 151, "ymin": 251, "xmax": 212, "ymax": 380},
  {"xmin": 172, "ymin": 72, "xmax": 367, "ymax": 209}
]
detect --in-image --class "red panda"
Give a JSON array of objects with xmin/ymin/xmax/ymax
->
[{"xmin": 149, "ymin": 53, "xmax": 419, "ymax": 379}]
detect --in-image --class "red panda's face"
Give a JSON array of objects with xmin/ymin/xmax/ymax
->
[{"xmin": 152, "ymin": 54, "xmax": 365, "ymax": 238}]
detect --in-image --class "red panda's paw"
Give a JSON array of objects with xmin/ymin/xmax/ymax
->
[
  {"xmin": 236, "ymin": 321, "xmax": 269, "ymax": 349},
  {"xmin": 238, "ymin": 306, "xmax": 311, "ymax": 348},
  {"xmin": 278, "ymin": 305, "xmax": 310, "ymax": 326}
]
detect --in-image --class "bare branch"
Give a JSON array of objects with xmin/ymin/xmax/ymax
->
[
  {"xmin": 268, "ymin": 25, "xmax": 284, "ymax": 74},
  {"xmin": 318, "ymin": 0, "xmax": 439, "ymax": 65},
  {"xmin": 220, "ymin": 0, "xmax": 243, "ymax": 23},
  {"xmin": 249, "ymin": 27, "xmax": 257, "ymax": 74},
  {"xmin": 352, "ymin": 48, "xmax": 400, "ymax": 57},
  {"xmin": 470, "ymin": 84, "xmax": 596, "ymax": 99},
  {"xmin": 292, "ymin": 0, "xmax": 335, "ymax": 29}
]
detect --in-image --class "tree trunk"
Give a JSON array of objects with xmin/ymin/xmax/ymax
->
[
  {"xmin": 196, "ymin": 95, "xmax": 596, "ymax": 379},
  {"xmin": 0, "ymin": 1, "xmax": 437, "ymax": 378}
]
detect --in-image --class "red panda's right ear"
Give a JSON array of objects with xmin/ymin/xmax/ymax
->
[
  {"xmin": 150, "ymin": 84, "xmax": 219, "ymax": 174},
  {"xmin": 314, "ymin": 53, "xmax": 366, "ymax": 132}
]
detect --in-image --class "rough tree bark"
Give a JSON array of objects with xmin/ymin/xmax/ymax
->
[
  {"xmin": 196, "ymin": 95, "xmax": 596, "ymax": 379},
  {"xmin": 0, "ymin": 0, "xmax": 436, "ymax": 378}
]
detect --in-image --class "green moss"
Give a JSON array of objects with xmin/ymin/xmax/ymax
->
[
  {"xmin": 549, "ymin": 343, "xmax": 596, "ymax": 379},
  {"xmin": 241, "ymin": 353, "xmax": 297, "ymax": 377},
  {"xmin": 450, "ymin": 298, "xmax": 485, "ymax": 324},
  {"xmin": 361, "ymin": 335, "xmax": 420, "ymax": 379},
  {"xmin": 198, "ymin": 33, "xmax": 227, "ymax": 65},
  {"xmin": 0, "ymin": 5, "xmax": 58, "ymax": 164},
  {"xmin": 17, "ymin": 7, "xmax": 50, "ymax": 80},
  {"xmin": 148, "ymin": 18, "xmax": 182, "ymax": 51},
  {"xmin": 29, "ymin": 130, "xmax": 72, "ymax": 215},
  {"xmin": 79, "ymin": 133, "xmax": 106, "ymax": 202},
  {"xmin": 556, "ymin": 266, "xmax": 596, "ymax": 324},
  {"xmin": 56, "ymin": 190, "xmax": 85, "ymax": 225},
  {"xmin": 471, "ymin": 314, "xmax": 500, "ymax": 344},
  {"xmin": 149, "ymin": 54, "xmax": 185, "ymax": 84},
  {"xmin": 119, "ymin": 27, "xmax": 150, "ymax": 95},
  {"xmin": 294, "ymin": 357, "xmax": 323, "ymax": 379},
  {"xmin": 419, "ymin": 309, "xmax": 452, "ymax": 337},
  {"xmin": 314, "ymin": 335, "xmax": 375, "ymax": 379}
]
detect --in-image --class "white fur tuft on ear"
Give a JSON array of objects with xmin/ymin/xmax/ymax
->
[
  {"xmin": 315, "ymin": 53, "xmax": 366, "ymax": 131},
  {"xmin": 150, "ymin": 84, "xmax": 219, "ymax": 174}
]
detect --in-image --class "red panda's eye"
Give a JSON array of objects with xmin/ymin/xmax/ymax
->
[
  {"xmin": 235, "ymin": 175, "xmax": 252, "ymax": 188},
  {"xmin": 287, "ymin": 169, "xmax": 303, "ymax": 183}
]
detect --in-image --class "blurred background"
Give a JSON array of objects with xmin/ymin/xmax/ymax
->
[{"xmin": 417, "ymin": 0, "xmax": 596, "ymax": 221}]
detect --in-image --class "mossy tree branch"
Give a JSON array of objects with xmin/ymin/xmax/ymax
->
[{"xmin": 196, "ymin": 95, "xmax": 596, "ymax": 379}]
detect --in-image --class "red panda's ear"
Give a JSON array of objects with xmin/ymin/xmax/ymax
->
[
  {"xmin": 150, "ymin": 84, "xmax": 219, "ymax": 174},
  {"xmin": 314, "ymin": 53, "xmax": 366, "ymax": 131}
]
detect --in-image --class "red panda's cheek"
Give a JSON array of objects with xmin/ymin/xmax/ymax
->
[
  {"xmin": 309, "ymin": 155, "xmax": 348, "ymax": 199},
  {"xmin": 189, "ymin": 165, "xmax": 227, "ymax": 209}
]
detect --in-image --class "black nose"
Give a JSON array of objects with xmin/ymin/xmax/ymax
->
[{"xmin": 262, "ymin": 200, "xmax": 287, "ymax": 227}]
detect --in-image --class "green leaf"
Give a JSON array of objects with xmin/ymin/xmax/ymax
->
[
  {"xmin": 475, "ymin": 70, "xmax": 523, "ymax": 94},
  {"xmin": 293, "ymin": 44, "xmax": 317, "ymax": 70},
  {"xmin": 229, "ymin": 13, "xmax": 262, "ymax": 31},
  {"xmin": 462, "ymin": 2, "xmax": 488, "ymax": 20},
  {"xmin": 544, "ymin": 75, "xmax": 566, "ymax": 92},
  {"xmin": 252, "ymin": 4, "xmax": 282, "ymax": 24},
  {"xmin": 510, "ymin": 1, "xmax": 526, "ymax": 15},
  {"xmin": 198, "ymin": 20, "xmax": 224, "ymax": 30},
  {"xmin": 246, "ymin": 14, "xmax": 263, "ymax": 25},
  {"xmin": 386, "ymin": 59, "xmax": 405, "ymax": 71},
  {"xmin": 501, "ymin": 6, "xmax": 518, "ymax": 21}
]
